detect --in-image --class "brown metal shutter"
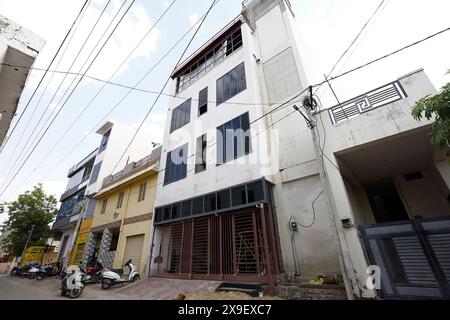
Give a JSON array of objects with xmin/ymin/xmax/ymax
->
[{"xmin": 123, "ymin": 234, "xmax": 145, "ymax": 274}]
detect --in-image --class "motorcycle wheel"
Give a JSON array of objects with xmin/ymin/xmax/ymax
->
[
  {"xmin": 132, "ymin": 275, "xmax": 140, "ymax": 282},
  {"xmin": 36, "ymin": 273, "xmax": 45, "ymax": 281},
  {"xmin": 101, "ymin": 279, "xmax": 112, "ymax": 290},
  {"xmin": 10, "ymin": 268, "xmax": 18, "ymax": 276},
  {"xmin": 96, "ymin": 275, "xmax": 102, "ymax": 284},
  {"xmin": 68, "ymin": 288, "xmax": 83, "ymax": 299},
  {"xmin": 60, "ymin": 289, "xmax": 66, "ymax": 297},
  {"xmin": 28, "ymin": 274, "xmax": 35, "ymax": 279}
]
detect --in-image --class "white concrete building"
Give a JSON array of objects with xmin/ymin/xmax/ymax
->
[
  {"xmin": 0, "ymin": 15, "xmax": 45, "ymax": 145},
  {"xmin": 52, "ymin": 121, "xmax": 155, "ymax": 267},
  {"xmin": 149, "ymin": 0, "xmax": 449, "ymax": 300}
]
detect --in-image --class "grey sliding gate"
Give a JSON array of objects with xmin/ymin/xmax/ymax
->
[{"xmin": 359, "ymin": 217, "xmax": 450, "ymax": 299}]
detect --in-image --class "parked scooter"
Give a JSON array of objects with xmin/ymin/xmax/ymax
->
[
  {"xmin": 101, "ymin": 259, "xmax": 140, "ymax": 290},
  {"xmin": 27, "ymin": 263, "xmax": 42, "ymax": 279},
  {"xmin": 10, "ymin": 263, "xmax": 35, "ymax": 277},
  {"xmin": 60, "ymin": 267, "xmax": 86, "ymax": 299}
]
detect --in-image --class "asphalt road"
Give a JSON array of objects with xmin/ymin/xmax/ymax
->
[{"xmin": 0, "ymin": 274, "xmax": 131, "ymax": 300}]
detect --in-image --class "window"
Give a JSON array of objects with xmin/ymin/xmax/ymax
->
[
  {"xmin": 181, "ymin": 200, "xmax": 192, "ymax": 217},
  {"xmin": 89, "ymin": 162, "xmax": 102, "ymax": 185},
  {"xmin": 117, "ymin": 192, "xmax": 124, "ymax": 209},
  {"xmin": 176, "ymin": 28, "xmax": 243, "ymax": 93},
  {"xmin": 195, "ymin": 134, "xmax": 207, "ymax": 173},
  {"xmin": 192, "ymin": 196, "xmax": 204, "ymax": 215},
  {"xmin": 99, "ymin": 130, "xmax": 111, "ymax": 153},
  {"xmin": 170, "ymin": 99, "xmax": 191, "ymax": 133},
  {"xmin": 100, "ymin": 199, "xmax": 108, "ymax": 214},
  {"xmin": 198, "ymin": 87, "xmax": 208, "ymax": 116},
  {"xmin": 138, "ymin": 183, "xmax": 147, "ymax": 202},
  {"xmin": 231, "ymin": 185, "xmax": 246, "ymax": 207},
  {"xmin": 216, "ymin": 62, "xmax": 246, "ymax": 105},
  {"xmin": 164, "ymin": 144, "xmax": 188, "ymax": 185},
  {"xmin": 217, "ymin": 112, "xmax": 251, "ymax": 164}
]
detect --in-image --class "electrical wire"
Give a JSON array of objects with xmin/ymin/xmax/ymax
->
[
  {"xmin": 0, "ymin": 0, "xmax": 91, "ymax": 154},
  {"xmin": 0, "ymin": 0, "xmax": 113, "ymax": 190},
  {"xmin": 109, "ymin": 0, "xmax": 219, "ymax": 175},
  {"xmin": 0, "ymin": 0, "xmax": 138, "ymax": 197}
]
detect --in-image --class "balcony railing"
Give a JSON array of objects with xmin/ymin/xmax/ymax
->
[{"xmin": 101, "ymin": 151, "xmax": 160, "ymax": 190}]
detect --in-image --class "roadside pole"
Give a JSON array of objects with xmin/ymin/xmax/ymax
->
[
  {"xmin": 19, "ymin": 224, "xmax": 35, "ymax": 265},
  {"xmin": 66, "ymin": 199, "xmax": 88, "ymax": 268},
  {"xmin": 294, "ymin": 86, "xmax": 360, "ymax": 299}
]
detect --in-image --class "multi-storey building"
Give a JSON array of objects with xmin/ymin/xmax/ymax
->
[
  {"xmin": 85, "ymin": 146, "xmax": 161, "ymax": 273},
  {"xmin": 52, "ymin": 121, "xmax": 155, "ymax": 268},
  {"xmin": 149, "ymin": 0, "xmax": 450, "ymax": 300},
  {"xmin": 0, "ymin": 15, "xmax": 45, "ymax": 145}
]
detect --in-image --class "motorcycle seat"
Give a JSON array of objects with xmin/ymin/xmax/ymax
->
[{"xmin": 110, "ymin": 269, "xmax": 124, "ymax": 275}]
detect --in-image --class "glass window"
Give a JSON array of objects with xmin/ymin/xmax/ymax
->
[
  {"xmin": 192, "ymin": 196, "xmax": 204, "ymax": 215},
  {"xmin": 247, "ymin": 181, "xmax": 264, "ymax": 203},
  {"xmin": 217, "ymin": 189, "xmax": 230, "ymax": 210},
  {"xmin": 216, "ymin": 112, "xmax": 252, "ymax": 164},
  {"xmin": 231, "ymin": 185, "xmax": 247, "ymax": 207},
  {"xmin": 88, "ymin": 162, "xmax": 102, "ymax": 185},
  {"xmin": 163, "ymin": 206, "xmax": 171, "ymax": 221},
  {"xmin": 216, "ymin": 62, "xmax": 246, "ymax": 105},
  {"xmin": 100, "ymin": 199, "xmax": 108, "ymax": 214},
  {"xmin": 99, "ymin": 130, "xmax": 111, "ymax": 153},
  {"xmin": 195, "ymin": 134, "xmax": 207, "ymax": 173},
  {"xmin": 138, "ymin": 183, "xmax": 147, "ymax": 202},
  {"xmin": 117, "ymin": 192, "xmax": 124, "ymax": 209},
  {"xmin": 155, "ymin": 208, "xmax": 162, "ymax": 223},
  {"xmin": 171, "ymin": 203, "xmax": 180, "ymax": 220},
  {"xmin": 181, "ymin": 200, "xmax": 192, "ymax": 217},
  {"xmin": 170, "ymin": 99, "xmax": 191, "ymax": 133},
  {"xmin": 198, "ymin": 87, "xmax": 208, "ymax": 116},
  {"xmin": 204, "ymin": 193, "xmax": 216, "ymax": 213},
  {"xmin": 164, "ymin": 144, "xmax": 188, "ymax": 185}
]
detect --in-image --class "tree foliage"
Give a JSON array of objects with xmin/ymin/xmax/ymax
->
[
  {"xmin": 0, "ymin": 184, "xmax": 57, "ymax": 257},
  {"xmin": 412, "ymin": 71, "xmax": 450, "ymax": 150}
]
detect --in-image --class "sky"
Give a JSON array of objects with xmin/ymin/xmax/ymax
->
[{"xmin": 0, "ymin": 0, "xmax": 449, "ymax": 225}]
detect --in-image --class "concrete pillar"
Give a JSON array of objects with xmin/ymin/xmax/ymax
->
[
  {"xmin": 82, "ymin": 232, "xmax": 96, "ymax": 267},
  {"xmin": 98, "ymin": 229, "xmax": 114, "ymax": 269}
]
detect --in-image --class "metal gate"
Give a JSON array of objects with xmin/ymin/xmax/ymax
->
[
  {"xmin": 359, "ymin": 216, "xmax": 450, "ymax": 299},
  {"xmin": 157, "ymin": 205, "xmax": 281, "ymax": 283}
]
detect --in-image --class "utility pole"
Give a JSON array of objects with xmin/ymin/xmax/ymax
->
[
  {"xmin": 293, "ymin": 86, "xmax": 360, "ymax": 299},
  {"xmin": 20, "ymin": 224, "xmax": 35, "ymax": 263},
  {"xmin": 66, "ymin": 199, "xmax": 88, "ymax": 267}
]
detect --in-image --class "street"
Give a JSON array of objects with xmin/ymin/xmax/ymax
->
[{"xmin": 0, "ymin": 274, "xmax": 131, "ymax": 300}]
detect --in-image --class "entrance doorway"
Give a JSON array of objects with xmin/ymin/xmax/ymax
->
[{"xmin": 366, "ymin": 178, "xmax": 410, "ymax": 223}]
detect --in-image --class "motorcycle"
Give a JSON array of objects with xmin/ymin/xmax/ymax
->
[
  {"xmin": 101, "ymin": 259, "xmax": 140, "ymax": 290},
  {"xmin": 10, "ymin": 263, "xmax": 34, "ymax": 277},
  {"xmin": 27, "ymin": 263, "xmax": 42, "ymax": 279},
  {"xmin": 36, "ymin": 262, "xmax": 62, "ymax": 280},
  {"xmin": 79, "ymin": 261, "xmax": 103, "ymax": 284},
  {"xmin": 59, "ymin": 267, "xmax": 85, "ymax": 299}
]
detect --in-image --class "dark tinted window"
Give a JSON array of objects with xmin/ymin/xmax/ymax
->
[
  {"xmin": 163, "ymin": 206, "xmax": 171, "ymax": 221},
  {"xmin": 88, "ymin": 162, "xmax": 102, "ymax": 185},
  {"xmin": 217, "ymin": 112, "xmax": 251, "ymax": 164},
  {"xmin": 247, "ymin": 181, "xmax": 264, "ymax": 203},
  {"xmin": 164, "ymin": 144, "xmax": 188, "ymax": 185},
  {"xmin": 198, "ymin": 87, "xmax": 208, "ymax": 116},
  {"xmin": 192, "ymin": 196, "xmax": 204, "ymax": 215},
  {"xmin": 170, "ymin": 99, "xmax": 191, "ymax": 133},
  {"xmin": 204, "ymin": 193, "xmax": 216, "ymax": 212},
  {"xmin": 171, "ymin": 203, "xmax": 181, "ymax": 220},
  {"xmin": 217, "ymin": 189, "xmax": 231, "ymax": 210},
  {"xmin": 216, "ymin": 62, "xmax": 246, "ymax": 105},
  {"xmin": 231, "ymin": 185, "xmax": 247, "ymax": 207},
  {"xmin": 155, "ymin": 208, "xmax": 162, "ymax": 223},
  {"xmin": 181, "ymin": 200, "xmax": 192, "ymax": 217},
  {"xmin": 99, "ymin": 130, "xmax": 111, "ymax": 153},
  {"xmin": 195, "ymin": 134, "xmax": 207, "ymax": 173}
]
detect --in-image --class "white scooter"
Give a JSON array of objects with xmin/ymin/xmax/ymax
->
[{"xmin": 101, "ymin": 259, "xmax": 140, "ymax": 290}]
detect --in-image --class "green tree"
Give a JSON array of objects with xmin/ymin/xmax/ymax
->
[
  {"xmin": 412, "ymin": 71, "xmax": 450, "ymax": 150},
  {"xmin": 0, "ymin": 184, "xmax": 57, "ymax": 257}
]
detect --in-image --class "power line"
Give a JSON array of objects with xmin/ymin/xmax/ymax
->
[
  {"xmin": 0, "ymin": 0, "xmax": 138, "ymax": 197},
  {"xmin": 0, "ymin": 0, "xmax": 91, "ymax": 154},
  {"xmin": 0, "ymin": 0, "xmax": 114, "ymax": 190},
  {"xmin": 5, "ymin": 23, "xmax": 450, "ymax": 198},
  {"xmin": 315, "ymin": 0, "xmax": 387, "ymax": 96},
  {"xmin": 109, "ymin": 0, "xmax": 220, "ymax": 175},
  {"xmin": 1, "ymin": 0, "xmax": 173, "ymax": 191}
]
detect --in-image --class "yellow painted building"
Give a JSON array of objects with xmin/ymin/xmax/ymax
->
[
  {"xmin": 89, "ymin": 153, "xmax": 160, "ymax": 275},
  {"xmin": 69, "ymin": 217, "xmax": 93, "ymax": 265}
]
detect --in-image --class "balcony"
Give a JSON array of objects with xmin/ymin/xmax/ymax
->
[{"xmin": 101, "ymin": 147, "xmax": 161, "ymax": 190}]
